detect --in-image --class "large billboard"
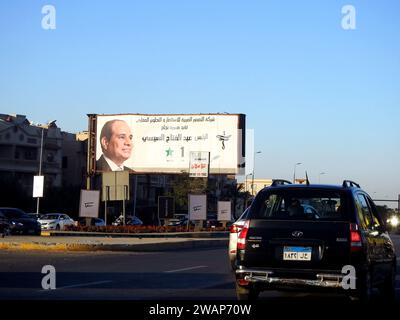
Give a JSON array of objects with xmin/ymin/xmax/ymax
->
[{"xmin": 89, "ymin": 113, "xmax": 245, "ymax": 174}]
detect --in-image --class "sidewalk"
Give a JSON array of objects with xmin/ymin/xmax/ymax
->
[{"xmin": 0, "ymin": 235, "xmax": 228, "ymax": 252}]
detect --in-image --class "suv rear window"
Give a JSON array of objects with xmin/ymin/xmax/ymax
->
[{"xmin": 250, "ymin": 189, "xmax": 349, "ymax": 221}]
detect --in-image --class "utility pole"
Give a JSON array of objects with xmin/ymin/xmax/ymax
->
[{"xmin": 36, "ymin": 128, "xmax": 44, "ymax": 214}]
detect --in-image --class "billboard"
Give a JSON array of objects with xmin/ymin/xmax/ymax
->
[
  {"xmin": 217, "ymin": 201, "xmax": 232, "ymax": 221},
  {"xmin": 79, "ymin": 190, "xmax": 100, "ymax": 218},
  {"xmin": 189, "ymin": 151, "xmax": 210, "ymax": 178},
  {"xmin": 188, "ymin": 194, "xmax": 207, "ymax": 221},
  {"xmin": 90, "ymin": 113, "xmax": 245, "ymax": 174}
]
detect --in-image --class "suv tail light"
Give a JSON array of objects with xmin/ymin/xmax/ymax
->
[
  {"xmin": 350, "ymin": 223, "xmax": 362, "ymax": 252},
  {"xmin": 230, "ymin": 224, "xmax": 243, "ymax": 234},
  {"xmin": 230, "ymin": 224, "xmax": 238, "ymax": 233},
  {"xmin": 237, "ymin": 220, "xmax": 250, "ymax": 250}
]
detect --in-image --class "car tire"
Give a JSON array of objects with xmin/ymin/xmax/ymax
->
[
  {"xmin": 235, "ymin": 282, "xmax": 259, "ymax": 300},
  {"xmin": 378, "ymin": 261, "xmax": 396, "ymax": 300}
]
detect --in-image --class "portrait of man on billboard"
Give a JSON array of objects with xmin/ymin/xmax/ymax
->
[{"xmin": 96, "ymin": 119, "xmax": 133, "ymax": 171}]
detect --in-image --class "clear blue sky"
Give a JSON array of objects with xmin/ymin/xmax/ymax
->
[{"xmin": 1, "ymin": 1, "xmax": 399, "ymax": 204}]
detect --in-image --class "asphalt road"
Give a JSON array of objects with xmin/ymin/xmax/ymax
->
[{"xmin": 0, "ymin": 235, "xmax": 399, "ymax": 301}]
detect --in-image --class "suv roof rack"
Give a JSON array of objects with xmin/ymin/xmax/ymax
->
[
  {"xmin": 342, "ymin": 180, "xmax": 361, "ymax": 188},
  {"xmin": 271, "ymin": 179, "xmax": 292, "ymax": 187}
]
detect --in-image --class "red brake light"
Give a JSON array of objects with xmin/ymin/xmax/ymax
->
[
  {"xmin": 237, "ymin": 220, "xmax": 250, "ymax": 250},
  {"xmin": 230, "ymin": 224, "xmax": 243, "ymax": 234},
  {"xmin": 350, "ymin": 223, "xmax": 362, "ymax": 251},
  {"xmin": 350, "ymin": 231, "xmax": 361, "ymax": 242}
]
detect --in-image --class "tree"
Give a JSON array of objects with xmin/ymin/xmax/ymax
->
[{"xmin": 166, "ymin": 174, "xmax": 213, "ymax": 211}]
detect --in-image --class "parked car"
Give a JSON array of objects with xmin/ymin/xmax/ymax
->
[
  {"xmin": 234, "ymin": 179, "xmax": 397, "ymax": 300},
  {"xmin": 167, "ymin": 216, "xmax": 188, "ymax": 227},
  {"xmin": 112, "ymin": 215, "xmax": 143, "ymax": 226},
  {"xmin": 77, "ymin": 217, "xmax": 106, "ymax": 227},
  {"xmin": 38, "ymin": 213, "xmax": 75, "ymax": 231},
  {"xmin": 0, "ymin": 207, "xmax": 41, "ymax": 235},
  {"xmin": 0, "ymin": 211, "xmax": 11, "ymax": 237},
  {"xmin": 229, "ymin": 207, "xmax": 250, "ymax": 270},
  {"xmin": 26, "ymin": 213, "xmax": 44, "ymax": 220}
]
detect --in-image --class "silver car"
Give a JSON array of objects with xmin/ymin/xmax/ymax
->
[
  {"xmin": 228, "ymin": 208, "xmax": 250, "ymax": 270},
  {"xmin": 38, "ymin": 213, "xmax": 75, "ymax": 231}
]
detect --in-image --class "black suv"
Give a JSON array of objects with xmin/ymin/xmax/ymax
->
[{"xmin": 235, "ymin": 180, "xmax": 397, "ymax": 300}]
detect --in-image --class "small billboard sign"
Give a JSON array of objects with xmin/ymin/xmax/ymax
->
[
  {"xmin": 189, "ymin": 151, "xmax": 210, "ymax": 178},
  {"xmin": 33, "ymin": 175, "xmax": 44, "ymax": 198},
  {"xmin": 79, "ymin": 190, "xmax": 100, "ymax": 218},
  {"xmin": 218, "ymin": 201, "xmax": 232, "ymax": 221},
  {"xmin": 189, "ymin": 194, "xmax": 207, "ymax": 221}
]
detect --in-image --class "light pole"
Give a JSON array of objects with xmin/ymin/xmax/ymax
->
[
  {"xmin": 252, "ymin": 151, "xmax": 261, "ymax": 196},
  {"xmin": 318, "ymin": 172, "xmax": 326, "ymax": 184},
  {"xmin": 245, "ymin": 173, "xmax": 252, "ymax": 194},
  {"xmin": 36, "ymin": 127, "xmax": 44, "ymax": 214},
  {"xmin": 293, "ymin": 162, "xmax": 302, "ymax": 183}
]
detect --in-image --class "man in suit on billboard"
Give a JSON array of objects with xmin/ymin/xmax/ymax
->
[{"xmin": 96, "ymin": 119, "xmax": 133, "ymax": 171}]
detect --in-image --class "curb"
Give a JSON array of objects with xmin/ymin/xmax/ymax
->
[
  {"xmin": 41, "ymin": 231, "xmax": 229, "ymax": 238},
  {"xmin": 0, "ymin": 239, "xmax": 228, "ymax": 252}
]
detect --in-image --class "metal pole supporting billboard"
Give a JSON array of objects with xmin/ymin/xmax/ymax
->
[
  {"xmin": 104, "ymin": 186, "xmax": 109, "ymax": 226},
  {"xmin": 123, "ymin": 185, "xmax": 128, "ymax": 226},
  {"xmin": 133, "ymin": 175, "xmax": 138, "ymax": 217}
]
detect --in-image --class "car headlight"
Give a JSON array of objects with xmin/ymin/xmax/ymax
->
[{"xmin": 390, "ymin": 216, "xmax": 399, "ymax": 227}]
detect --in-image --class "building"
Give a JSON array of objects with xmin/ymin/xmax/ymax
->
[
  {"xmin": 0, "ymin": 114, "xmax": 63, "ymax": 195},
  {"xmin": 0, "ymin": 114, "xmax": 88, "ymax": 213},
  {"xmin": 61, "ymin": 131, "xmax": 88, "ymax": 188}
]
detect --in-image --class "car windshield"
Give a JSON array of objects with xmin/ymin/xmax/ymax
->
[
  {"xmin": 41, "ymin": 214, "xmax": 60, "ymax": 220},
  {"xmin": 250, "ymin": 189, "xmax": 349, "ymax": 221}
]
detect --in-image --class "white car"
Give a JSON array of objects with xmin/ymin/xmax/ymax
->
[
  {"xmin": 228, "ymin": 208, "xmax": 250, "ymax": 270},
  {"xmin": 38, "ymin": 213, "xmax": 75, "ymax": 231}
]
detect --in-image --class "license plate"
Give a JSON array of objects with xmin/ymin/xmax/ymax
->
[{"xmin": 283, "ymin": 246, "xmax": 312, "ymax": 261}]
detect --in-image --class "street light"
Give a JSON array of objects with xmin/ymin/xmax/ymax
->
[
  {"xmin": 245, "ymin": 173, "xmax": 253, "ymax": 194},
  {"xmin": 252, "ymin": 151, "xmax": 262, "ymax": 196},
  {"xmin": 293, "ymin": 162, "xmax": 302, "ymax": 183},
  {"xmin": 36, "ymin": 127, "xmax": 44, "ymax": 214},
  {"xmin": 318, "ymin": 172, "xmax": 326, "ymax": 184}
]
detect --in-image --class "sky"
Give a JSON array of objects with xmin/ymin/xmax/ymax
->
[{"xmin": 1, "ymin": 1, "xmax": 399, "ymax": 205}]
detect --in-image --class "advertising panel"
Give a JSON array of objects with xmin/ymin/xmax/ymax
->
[
  {"xmin": 79, "ymin": 190, "xmax": 100, "ymax": 218},
  {"xmin": 33, "ymin": 175, "xmax": 44, "ymax": 198},
  {"xmin": 188, "ymin": 194, "xmax": 207, "ymax": 221},
  {"xmin": 217, "ymin": 201, "xmax": 232, "ymax": 221},
  {"xmin": 93, "ymin": 114, "xmax": 245, "ymax": 174},
  {"xmin": 189, "ymin": 151, "xmax": 210, "ymax": 178}
]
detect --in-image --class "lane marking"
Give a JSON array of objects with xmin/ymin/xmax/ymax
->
[
  {"xmin": 58, "ymin": 280, "xmax": 113, "ymax": 289},
  {"xmin": 164, "ymin": 266, "xmax": 207, "ymax": 273},
  {"xmin": 37, "ymin": 280, "xmax": 112, "ymax": 292}
]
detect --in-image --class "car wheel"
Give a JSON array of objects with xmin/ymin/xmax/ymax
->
[
  {"xmin": 235, "ymin": 282, "xmax": 259, "ymax": 300},
  {"xmin": 378, "ymin": 262, "xmax": 396, "ymax": 300}
]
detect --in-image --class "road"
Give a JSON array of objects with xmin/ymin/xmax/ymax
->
[{"xmin": 0, "ymin": 235, "xmax": 399, "ymax": 301}]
